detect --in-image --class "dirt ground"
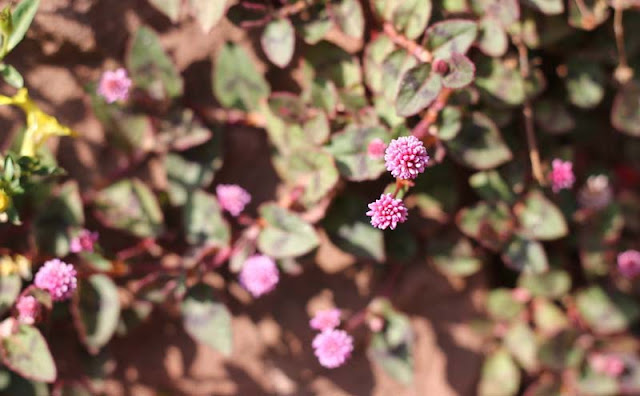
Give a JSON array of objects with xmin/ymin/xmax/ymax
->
[{"xmin": 4, "ymin": 1, "xmax": 487, "ymax": 394}]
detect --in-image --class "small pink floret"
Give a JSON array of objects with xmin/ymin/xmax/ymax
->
[
  {"xmin": 366, "ymin": 193, "xmax": 408, "ymax": 230},
  {"xmin": 239, "ymin": 255, "xmax": 279, "ymax": 298},
  {"xmin": 97, "ymin": 68, "xmax": 132, "ymax": 104},
  {"xmin": 216, "ymin": 184, "xmax": 252, "ymax": 217},
  {"xmin": 549, "ymin": 159, "xmax": 575, "ymax": 193},
  {"xmin": 618, "ymin": 250, "xmax": 640, "ymax": 278},
  {"xmin": 310, "ymin": 309, "xmax": 341, "ymax": 331},
  {"xmin": 34, "ymin": 259, "xmax": 77, "ymax": 301},
  {"xmin": 589, "ymin": 353, "xmax": 625, "ymax": 377},
  {"xmin": 70, "ymin": 229, "xmax": 99, "ymax": 253},
  {"xmin": 312, "ymin": 329, "xmax": 354, "ymax": 369},
  {"xmin": 16, "ymin": 296, "xmax": 39, "ymax": 325},
  {"xmin": 384, "ymin": 136, "xmax": 429, "ymax": 180},
  {"xmin": 367, "ymin": 138, "xmax": 386, "ymax": 160}
]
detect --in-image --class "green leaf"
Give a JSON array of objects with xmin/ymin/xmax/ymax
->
[
  {"xmin": 442, "ymin": 52, "xmax": 475, "ymax": 89},
  {"xmin": 568, "ymin": 0, "xmax": 609, "ymax": 30},
  {"xmin": 428, "ymin": 233, "xmax": 483, "ymax": 277},
  {"xmin": 181, "ymin": 283, "xmax": 232, "ymax": 356},
  {"xmin": 364, "ymin": 35, "xmax": 398, "ymax": 94},
  {"xmin": 294, "ymin": 3, "xmax": 331, "ymax": 44},
  {"xmin": 367, "ymin": 298, "xmax": 414, "ymax": 385},
  {"xmin": 533, "ymin": 298, "xmax": 568, "ymax": 335},
  {"xmin": 575, "ymin": 286, "xmax": 640, "ymax": 335},
  {"xmin": 538, "ymin": 330, "xmax": 583, "ymax": 371},
  {"xmin": 395, "ymin": 63, "xmax": 443, "ymax": 117},
  {"xmin": 261, "ymin": 18, "xmax": 295, "ymax": 68},
  {"xmin": 564, "ymin": 60, "xmax": 605, "ymax": 109},
  {"xmin": 189, "ymin": 0, "xmax": 227, "ymax": 32},
  {"xmin": 515, "ymin": 190, "xmax": 568, "ymax": 241},
  {"xmin": 487, "ymin": 289, "xmax": 525, "ymax": 321},
  {"xmin": 473, "ymin": 0, "xmax": 520, "ymax": 26},
  {"xmin": 477, "ymin": 17, "xmax": 508, "ymax": 57},
  {"xmin": 7, "ymin": 0, "xmax": 40, "ymax": 52},
  {"xmin": 504, "ymin": 322, "xmax": 538, "ymax": 371},
  {"xmin": 518, "ymin": 269, "xmax": 571, "ymax": 299},
  {"xmin": 0, "ymin": 64, "xmax": 23, "ymax": 88},
  {"xmin": 257, "ymin": 204, "xmax": 319, "ymax": 258},
  {"xmin": 127, "ymin": 26, "xmax": 184, "ymax": 100},
  {"xmin": 437, "ymin": 106, "xmax": 463, "ymax": 140},
  {"xmin": 94, "ymin": 179, "xmax": 164, "ymax": 238},
  {"xmin": 323, "ymin": 194, "xmax": 385, "ymax": 262},
  {"xmin": 165, "ymin": 153, "xmax": 215, "ymax": 206},
  {"xmin": 457, "ymin": 201, "xmax": 514, "ymax": 251},
  {"xmin": 73, "ymin": 275, "xmax": 121, "ymax": 354},
  {"xmin": 611, "ymin": 81, "xmax": 640, "ymax": 137},
  {"xmin": 332, "ymin": 0, "xmax": 365, "ymax": 39},
  {"xmin": 1, "ymin": 324, "xmax": 56, "ymax": 383},
  {"xmin": 469, "ymin": 170, "xmax": 516, "ymax": 204},
  {"xmin": 425, "ymin": 19, "xmax": 478, "ymax": 59},
  {"xmin": 148, "ymin": 0, "xmax": 181, "ymax": 21},
  {"xmin": 156, "ymin": 108, "xmax": 216, "ymax": 152},
  {"xmin": 380, "ymin": 48, "xmax": 419, "ymax": 102},
  {"xmin": 0, "ymin": 275, "xmax": 20, "ymax": 315},
  {"xmin": 475, "ymin": 57, "xmax": 525, "ymax": 106},
  {"xmin": 478, "ymin": 349, "xmax": 520, "ymax": 396},
  {"xmin": 524, "ymin": 0, "xmax": 564, "ymax": 15},
  {"xmin": 327, "ymin": 124, "xmax": 388, "ymax": 181},
  {"xmin": 392, "ymin": 0, "xmax": 432, "ymax": 40},
  {"xmin": 272, "ymin": 149, "xmax": 339, "ymax": 208},
  {"xmin": 183, "ymin": 190, "xmax": 230, "ymax": 247},
  {"xmin": 534, "ymin": 99, "xmax": 575, "ymax": 134},
  {"xmin": 502, "ymin": 235, "xmax": 549, "ymax": 274},
  {"xmin": 213, "ymin": 42, "xmax": 270, "ymax": 110},
  {"xmin": 445, "ymin": 112, "xmax": 513, "ymax": 170}
]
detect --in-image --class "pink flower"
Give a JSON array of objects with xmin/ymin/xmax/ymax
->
[
  {"xmin": 216, "ymin": 184, "xmax": 251, "ymax": 217},
  {"xmin": 97, "ymin": 68, "xmax": 132, "ymax": 103},
  {"xmin": 618, "ymin": 250, "xmax": 640, "ymax": 278},
  {"xmin": 16, "ymin": 296, "xmax": 39, "ymax": 325},
  {"xmin": 549, "ymin": 159, "xmax": 575, "ymax": 193},
  {"xmin": 384, "ymin": 136, "xmax": 429, "ymax": 180},
  {"xmin": 367, "ymin": 138, "xmax": 386, "ymax": 160},
  {"xmin": 589, "ymin": 353, "xmax": 625, "ymax": 377},
  {"xmin": 70, "ymin": 229, "xmax": 99, "ymax": 253},
  {"xmin": 239, "ymin": 255, "xmax": 279, "ymax": 297},
  {"xmin": 312, "ymin": 329, "xmax": 354, "ymax": 368},
  {"xmin": 310, "ymin": 309, "xmax": 341, "ymax": 331},
  {"xmin": 366, "ymin": 193, "xmax": 408, "ymax": 230},
  {"xmin": 34, "ymin": 259, "xmax": 77, "ymax": 301},
  {"xmin": 511, "ymin": 288, "xmax": 531, "ymax": 303}
]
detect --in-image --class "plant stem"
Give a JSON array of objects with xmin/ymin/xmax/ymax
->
[
  {"xmin": 614, "ymin": 6, "xmax": 628, "ymax": 70},
  {"xmin": 383, "ymin": 22, "xmax": 432, "ymax": 63},
  {"xmin": 411, "ymin": 88, "xmax": 452, "ymax": 139},
  {"xmin": 516, "ymin": 40, "xmax": 545, "ymax": 186}
]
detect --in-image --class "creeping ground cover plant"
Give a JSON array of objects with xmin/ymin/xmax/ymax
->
[{"xmin": 0, "ymin": 0, "xmax": 639, "ymax": 394}]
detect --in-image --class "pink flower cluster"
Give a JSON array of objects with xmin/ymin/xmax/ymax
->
[
  {"xmin": 70, "ymin": 229, "xmax": 99, "ymax": 253},
  {"xmin": 589, "ymin": 353, "xmax": 625, "ymax": 377},
  {"xmin": 239, "ymin": 255, "xmax": 279, "ymax": 297},
  {"xmin": 549, "ymin": 159, "xmax": 575, "ymax": 193},
  {"xmin": 97, "ymin": 68, "xmax": 132, "ymax": 104},
  {"xmin": 366, "ymin": 193, "xmax": 408, "ymax": 230},
  {"xmin": 384, "ymin": 136, "xmax": 429, "ymax": 180},
  {"xmin": 309, "ymin": 308, "xmax": 353, "ymax": 368},
  {"xmin": 34, "ymin": 259, "xmax": 77, "ymax": 301},
  {"xmin": 618, "ymin": 250, "xmax": 640, "ymax": 278},
  {"xmin": 216, "ymin": 184, "xmax": 251, "ymax": 217},
  {"xmin": 367, "ymin": 138, "xmax": 386, "ymax": 160},
  {"xmin": 16, "ymin": 296, "xmax": 39, "ymax": 325}
]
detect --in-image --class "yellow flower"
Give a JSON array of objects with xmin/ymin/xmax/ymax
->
[
  {"xmin": 0, "ymin": 89, "xmax": 76, "ymax": 157},
  {"xmin": 0, "ymin": 189, "xmax": 8, "ymax": 212},
  {"xmin": 0, "ymin": 255, "xmax": 15, "ymax": 276},
  {"xmin": 13, "ymin": 254, "xmax": 31, "ymax": 280}
]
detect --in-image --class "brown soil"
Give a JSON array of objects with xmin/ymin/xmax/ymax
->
[{"xmin": 3, "ymin": 1, "xmax": 487, "ymax": 394}]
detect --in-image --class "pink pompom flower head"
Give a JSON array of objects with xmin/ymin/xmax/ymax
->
[
  {"xmin": 549, "ymin": 159, "xmax": 575, "ymax": 193},
  {"xmin": 366, "ymin": 193, "xmax": 408, "ymax": 230},
  {"xmin": 313, "ymin": 329, "xmax": 354, "ymax": 369},
  {"xmin": 70, "ymin": 229, "xmax": 99, "ymax": 253},
  {"xmin": 97, "ymin": 68, "xmax": 132, "ymax": 104},
  {"xmin": 34, "ymin": 259, "xmax": 77, "ymax": 301},
  {"xmin": 367, "ymin": 138, "xmax": 386, "ymax": 160},
  {"xmin": 239, "ymin": 255, "xmax": 279, "ymax": 298},
  {"xmin": 216, "ymin": 184, "xmax": 251, "ymax": 217},
  {"xmin": 16, "ymin": 295, "xmax": 39, "ymax": 325},
  {"xmin": 384, "ymin": 136, "xmax": 429, "ymax": 180},
  {"xmin": 618, "ymin": 250, "xmax": 640, "ymax": 278},
  {"xmin": 310, "ymin": 309, "xmax": 341, "ymax": 331}
]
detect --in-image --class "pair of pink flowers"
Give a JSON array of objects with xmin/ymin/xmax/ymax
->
[
  {"xmin": 17, "ymin": 259, "xmax": 78, "ymax": 325},
  {"xmin": 309, "ymin": 308, "xmax": 354, "ymax": 369},
  {"xmin": 366, "ymin": 136, "xmax": 429, "ymax": 230}
]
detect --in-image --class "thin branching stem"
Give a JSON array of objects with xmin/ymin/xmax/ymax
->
[
  {"xmin": 382, "ymin": 22, "xmax": 433, "ymax": 63},
  {"xmin": 614, "ymin": 6, "xmax": 628, "ymax": 70}
]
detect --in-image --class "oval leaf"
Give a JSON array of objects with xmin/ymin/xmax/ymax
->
[
  {"xmin": 395, "ymin": 63, "xmax": 443, "ymax": 117},
  {"xmin": 442, "ymin": 52, "xmax": 476, "ymax": 89},
  {"xmin": 425, "ymin": 19, "xmax": 478, "ymax": 59},
  {"xmin": 257, "ymin": 204, "xmax": 319, "ymax": 258},
  {"xmin": 1, "ymin": 324, "xmax": 56, "ymax": 383},
  {"xmin": 261, "ymin": 18, "xmax": 295, "ymax": 68}
]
